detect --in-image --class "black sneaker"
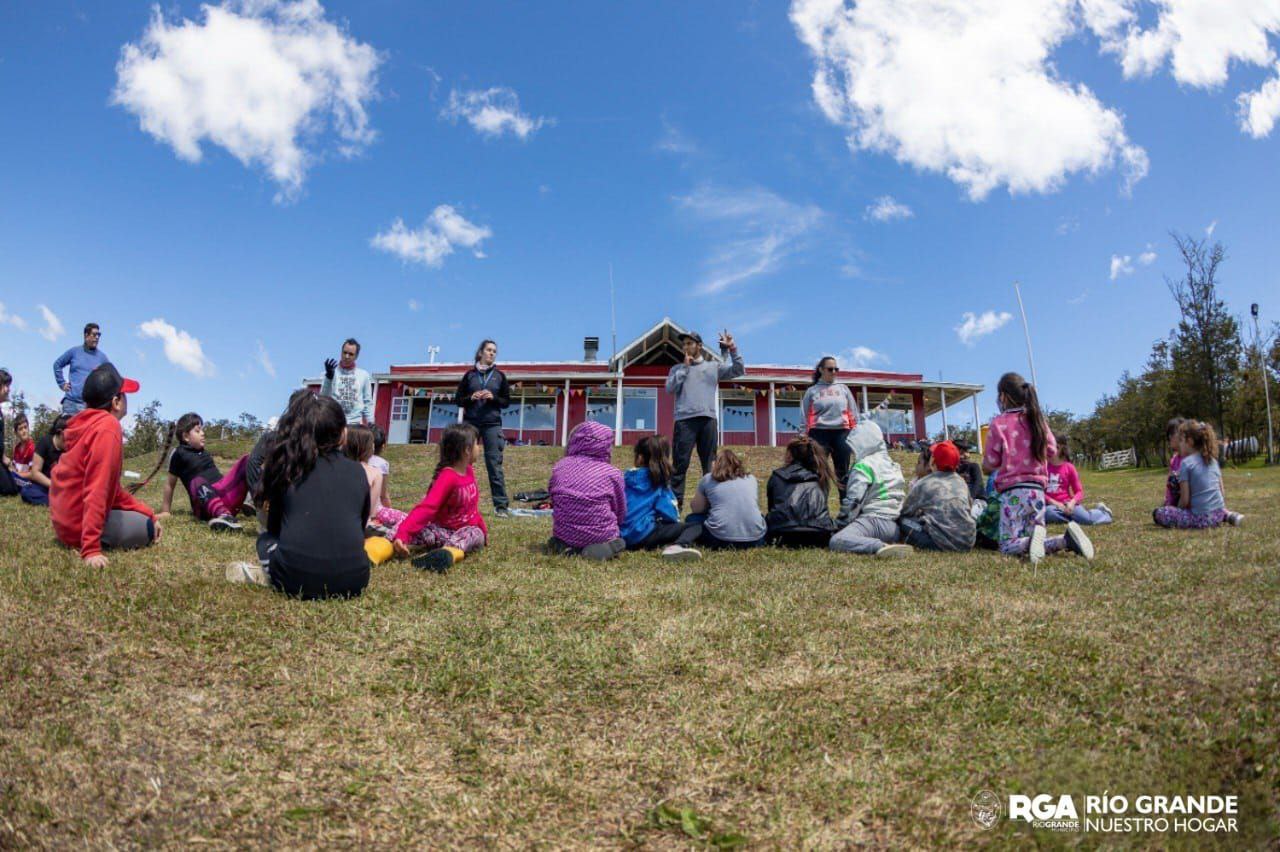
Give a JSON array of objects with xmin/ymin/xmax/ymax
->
[
  {"xmin": 1064, "ymin": 521, "xmax": 1094, "ymax": 561},
  {"xmin": 412, "ymin": 549, "xmax": 454, "ymax": 573},
  {"xmin": 209, "ymin": 515, "xmax": 242, "ymax": 533}
]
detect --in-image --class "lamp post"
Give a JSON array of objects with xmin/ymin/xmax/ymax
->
[{"xmin": 1252, "ymin": 303, "xmax": 1275, "ymax": 464}]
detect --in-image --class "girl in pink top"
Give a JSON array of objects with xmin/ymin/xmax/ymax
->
[
  {"xmin": 982, "ymin": 372, "xmax": 1093, "ymax": 564},
  {"xmin": 1163, "ymin": 417, "xmax": 1184, "ymax": 507},
  {"xmin": 1045, "ymin": 435, "xmax": 1113, "ymax": 525},
  {"xmin": 388, "ymin": 423, "xmax": 488, "ymax": 573}
]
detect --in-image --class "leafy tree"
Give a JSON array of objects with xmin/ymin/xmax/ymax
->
[
  {"xmin": 30, "ymin": 403, "xmax": 60, "ymax": 438},
  {"xmin": 124, "ymin": 399, "xmax": 167, "ymax": 459}
]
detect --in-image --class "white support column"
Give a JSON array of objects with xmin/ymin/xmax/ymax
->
[
  {"xmin": 768, "ymin": 382, "xmax": 777, "ymax": 447},
  {"xmin": 714, "ymin": 384, "xmax": 722, "ymax": 444},
  {"xmin": 973, "ymin": 394, "xmax": 983, "ymax": 455},
  {"xmin": 518, "ymin": 387, "xmax": 526, "ymax": 442},
  {"xmin": 425, "ymin": 394, "xmax": 435, "ymax": 444},
  {"xmin": 614, "ymin": 374, "xmax": 624, "ymax": 447},
  {"xmin": 940, "ymin": 387, "xmax": 950, "ymax": 439},
  {"xmin": 560, "ymin": 379, "xmax": 571, "ymax": 446},
  {"xmin": 861, "ymin": 384, "xmax": 870, "ymax": 416}
]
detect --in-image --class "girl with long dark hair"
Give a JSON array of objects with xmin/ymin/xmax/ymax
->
[
  {"xmin": 801, "ymin": 356, "xmax": 858, "ymax": 501},
  {"xmin": 982, "ymin": 372, "xmax": 1092, "ymax": 564},
  {"xmin": 389, "ymin": 422, "xmax": 488, "ymax": 573},
  {"xmin": 227, "ymin": 394, "xmax": 373, "ymax": 598},
  {"xmin": 620, "ymin": 435, "xmax": 703, "ymax": 559},
  {"xmin": 455, "ymin": 339, "xmax": 511, "ymax": 515},
  {"xmin": 766, "ymin": 435, "xmax": 837, "ymax": 548}
]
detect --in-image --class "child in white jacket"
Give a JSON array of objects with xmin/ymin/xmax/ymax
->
[{"xmin": 829, "ymin": 420, "xmax": 911, "ymax": 557}]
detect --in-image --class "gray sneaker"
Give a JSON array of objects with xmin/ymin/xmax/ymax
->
[
  {"xmin": 1029, "ymin": 526, "xmax": 1046, "ymax": 565},
  {"xmin": 209, "ymin": 515, "xmax": 242, "ymax": 533},
  {"xmin": 661, "ymin": 544, "xmax": 702, "ymax": 561},
  {"xmin": 1095, "ymin": 501, "xmax": 1112, "ymax": 517},
  {"xmin": 874, "ymin": 543, "xmax": 914, "ymax": 559},
  {"xmin": 1064, "ymin": 521, "xmax": 1095, "ymax": 561},
  {"xmin": 226, "ymin": 562, "xmax": 269, "ymax": 586},
  {"xmin": 1227, "ymin": 512, "xmax": 1245, "ymax": 526},
  {"xmin": 494, "ymin": 507, "xmax": 511, "ymax": 518}
]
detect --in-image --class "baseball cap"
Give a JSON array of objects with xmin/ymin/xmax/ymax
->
[
  {"xmin": 931, "ymin": 440, "xmax": 960, "ymax": 472},
  {"xmin": 679, "ymin": 331, "xmax": 703, "ymax": 345},
  {"xmin": 82, "ymin": 363, "xmax": 140, "ymax": 409}
]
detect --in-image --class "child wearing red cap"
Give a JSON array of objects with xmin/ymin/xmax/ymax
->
[
  {"xmin": 897, "ymin": 440, "xmax": 976, "ymax": 551},
  {"xmin": 50, "ymin": 364, "xmax": 160, "ymax": 567}
]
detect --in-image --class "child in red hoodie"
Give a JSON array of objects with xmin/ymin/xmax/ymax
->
[{"xmin": 50, "ymin": 364, "xmax": 159, "ymax": 567}]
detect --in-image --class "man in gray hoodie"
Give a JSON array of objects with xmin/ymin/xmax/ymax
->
[{"xmin": 665, "ymin": 330, "xmax": 745, "ymax": 507}]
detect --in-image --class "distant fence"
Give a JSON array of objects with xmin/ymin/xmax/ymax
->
[{"xmin": 1099, "ymin": 448, "xmax": 1137, "ymax": 470}]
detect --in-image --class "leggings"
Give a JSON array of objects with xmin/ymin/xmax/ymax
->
[
  {"xmin": 997, "ymin": 486, "xmax": 1065, "ymax": 557},
  {"xmin": 1152, "ymin": 506, "xmax": 1228, "ymax": 529},
  {"xmin": 188, "ymin": 455, "xmax": 250, "ymax": 520},
  {"xmin": 809, "ymin": 428, "xmax": 852, "ymax": 499},
  {"xmin": 547, "ymin": 535, "xmax": 626, "ymax": 561},
  {"xmin": 631, "ymin": 520, "xmax": 703, "ymax": 550},
  {"xmin": 373, "ymin": 505, "xmax": 407, "ymax": 528},
  {"xmin": 102, "ymin": 510, "xmax": 157, "ymax": 550},
  {"xmin": 402, "ymin": 523, "xmax": 487, "ymax": 553}
]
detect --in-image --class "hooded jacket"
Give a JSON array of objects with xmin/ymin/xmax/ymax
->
[
  {"xmin": 899, "ymin": 471, "xmax": 976, "ymax": 551},
  {"xmin": 620, "ymin": 467, "xmax": 679, "ymax": 546},
  {"xmin": 837, "ymin": 420, "xmax": 905, "ymax": 525},
  {"xmin": 455, "ymin": 365, "xmax": 511, "ymax": 428},
  {"xmin": 548, "ymin": 421, "xmax": 626, "ymax": 548},
  {"xmin": 50, "ymin": 408, "xmax": 155, "ymax": 559},
  {"xmin": 765, "ymin": 463, "xmax": 836, "ymax": 535}
]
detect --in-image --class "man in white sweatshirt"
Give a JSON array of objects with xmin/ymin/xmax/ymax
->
[{"xmin": 320, "ymin": 338, "xmax": 373, "ymax": 426}]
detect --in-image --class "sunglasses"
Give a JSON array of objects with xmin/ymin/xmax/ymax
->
[{"xmin": 822, "ymin": 366, "xmax": 838, "ymax": 373}]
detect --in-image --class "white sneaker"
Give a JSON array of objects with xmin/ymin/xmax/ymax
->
[
  {"xmin": 1028, "ymin": 526, "xmax": 1046, "ymax": 565},
  {"xmin": 225, "ymin": 561, "xmax": 269, "ymax": 586},
  {"xmin": 1064, "ymin": 521, "xmax": 1095, "ymax": 561},
  {"xmin": 1095, "ymin": 501, "xmax": 1112, "ymax": 517},
  {"xmin": 1227, "ymin": 512, "xmax": 1245, "ymax": 526},
  {"xmin": 209, "ymin": 515, "xmax": 242, "ymax": 533},
  {"xmin": 875, "ymin": 543, "xmax": 914, "ymax": 559},
  {"xmin": 661, "ymin": 544, "xmax": 702, "ymax": 561}
]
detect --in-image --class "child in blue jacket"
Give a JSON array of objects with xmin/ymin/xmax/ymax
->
[{"xmin": 621, "ymin": 436, "xmax": 702, "ymax": 560}]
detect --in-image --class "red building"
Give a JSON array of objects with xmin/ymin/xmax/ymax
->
[{"xmin": 312, "ymin": 318, "xmax": 985, "ymax": 451}]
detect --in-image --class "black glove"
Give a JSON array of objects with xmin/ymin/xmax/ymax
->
[{"xmin": 324, "ymin": 358, "xmax": 337, "ymax": 380}]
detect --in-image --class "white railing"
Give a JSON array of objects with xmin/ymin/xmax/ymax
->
[{"xmin": 1099, "ymin": 448, "xmax": 1137, "ymax": 470}]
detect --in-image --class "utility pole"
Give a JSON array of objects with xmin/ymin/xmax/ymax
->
[
  {"xmin": 427, "ymin": 345, "xmax": 440, "ymax": 365},
  {"xmin": 1014, "ymin": 280, "xmax": 1039, "ymax": 389},
  {"xmin": 1252, "ymin": 303, "xmax": 1275, "ymax": 464}
]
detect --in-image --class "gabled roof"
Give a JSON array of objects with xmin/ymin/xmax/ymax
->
[{"xmin": 609, "ymin": 317, "xmax": 720, "ymax": 370}]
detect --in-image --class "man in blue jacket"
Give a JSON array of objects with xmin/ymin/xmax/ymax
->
[{"xmin": 53, "ymin": 323, "xmax": 111, "ymax": 415}]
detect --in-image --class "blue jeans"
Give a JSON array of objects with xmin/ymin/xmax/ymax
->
[{"xmin": 1045, "ymin": 504, "xmax": 1112, "ymax": 525}]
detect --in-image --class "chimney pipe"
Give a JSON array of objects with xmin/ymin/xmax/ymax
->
[{"xmin": 584, "ymin": 336, "xmax": 600, "ymax": 362}]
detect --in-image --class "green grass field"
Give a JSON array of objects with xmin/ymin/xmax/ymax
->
[{"xmin": 2, "ymin": 441, "xmax": 1278, "ymax": 847}]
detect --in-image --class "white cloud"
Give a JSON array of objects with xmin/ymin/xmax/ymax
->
[
  {"xmin": 1206, "ymin": 219, "xmax": 1218, "ymax": 236},
  {"xmin": 1138, "ymin": 246, "xmax": 1157, "ymax": 265},
  {"xmin": 791, "ymin": 0, "xmax": 1149, "ymax": 200},
  {"xmin": 1068, "ymin": 289, "xmax": 1089, "ymax": 304},
  {"xmin": 1110, "ymin": 253, "xmax": 1134, "ymax": 279},
  {"xmin": 112, "ymin": 0, "xmax": 381, "ymax": 202},
  {"xmin": 676, "ymin": 184, "xmax": 824, "ymax": 295},
  {"xmin": 36, "ymin": 304, "xmax": 65, "ymax": 342},
  {"xmin": 840, "ymin": 345, "xmax": 890, "ymax": 368},
  {"xmin": 730, "ymin": 309, "xmax": 786, "ymax": 335},
  {"xmin": 0, "ymin": 303, "xmax": 28, "ymax": 331},
  {"xmin": 864, "ymin": 195, "xmax": 913, "ymax": 222},
  {"xmin": 256, "ymin": 340, "xmax": 276, "ymax": 378},
  {"xmin": 441, "ymin": 87, "xmax": 550, "ymax": 140},
  {"xmin": 407, "ymin": 298, "xmax": 421, "ymax": 311},
  {"xmin": 371, "ymin": 205, "xmax": 492, "ymax": 268},
  {"xmin": 955, "ymin": 310, "xmax": 1012, "ymax": 345},
  {"xmin": 138, "ymin": 318, "xmax": 216, "ymax": 377}
]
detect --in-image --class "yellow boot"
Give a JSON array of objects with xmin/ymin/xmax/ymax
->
[{"xmin": 364, "ymin": 536, "xmax": 394, "ymax": 566}]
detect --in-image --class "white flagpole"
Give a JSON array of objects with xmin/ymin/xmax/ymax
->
[{"xmin": 1014, "ymin": 280, "xmax": 1039, "ymax": 388}]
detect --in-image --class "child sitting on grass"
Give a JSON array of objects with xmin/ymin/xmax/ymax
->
[
  {"xmin": 9, "ymin": 414, "xmax": 34, "ymax": 479},
  {"xmin": 620, "ymin": 435, "xmax": 702, "ymax": 560},
  {"xmin": 50, "ymin": 364, "xmax": 160, "ymax": 567},
  {"xmin": 389, "ymin": 423, "xmax": 488, "ymax": 573},
  {"xmin": 1153, "ymin": 420, "xmax": 1245, "ymax": 529},
  {"xmin": 982, "ymin": 372, "xmax": 1092, "ymax": 565},
  {"xmin": 369, "ymin": 424, "xmax": 393, "ymax": 513},
  {"xmin": 0, "ymin": 369, "xmax": 16, "ymax": 498},
  {"xmin": 1045, "ymin": 434, "xmax": 1112, "ymax": 525},
  {"xmin": 829, "ymin": 419, "xmax": 910, "ymax": 558},
  {"xmin": 20, "ymin": 414, "xmax": 69, "ymax": 506},
  {"xmin": 688, "ymin": 448, "xmax": 767, "ymax": 550},
  {"xmin": 547, "ymin": 421, "xmax": 627, "ymax": 560},
  {"xmin": 897, "ymin": 440, "xmax": 975, "ymax": 552},
  {"xmin": 1163, "ymin": 417, "xmax": 1184, "ymax": 507},
  {"xmin": 156, "ymin": 412, "xmax": 250, "ymax": 532},
  {"xmin": 227, "ymin": 394, "xmax": 372, "ymax": 598},
  {"xmin": 765, "ymin": 435, "xmax": 837, "ymax": 548},
  {"xmin": 344, "ymin": 425, "xmax": 400, "ymax": 531}
]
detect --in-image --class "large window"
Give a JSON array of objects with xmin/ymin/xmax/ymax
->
[
  {"xmin": 429, "ymin": 403, "xmax": 460, "ymax": 428},
  {"xmin": 720, "ymin": 397, "xmax": 756, "ymax": 433},
  {"xmin": 507, "ymin": 398, "xmax": 557, "ymax": 431},
  {"xmin": 870, "ymin": 406, "xmax": 913, "ymax": 434},
  {"xmin": 586, "ymin": 386, "xmax": 657, "ymax": 431},
  {"xmin": 774, "ymin": 402, "xmax": 803, "ymax": 434}
]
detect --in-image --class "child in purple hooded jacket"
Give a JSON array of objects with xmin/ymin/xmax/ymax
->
[{"xmin": 546, "ymin": 421, "xmax": 627, "ymax": 561}]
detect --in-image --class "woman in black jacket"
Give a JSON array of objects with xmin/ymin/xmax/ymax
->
[
  {"xmin": 455, "ymin": 339, "xmax": 511, "ymax": 515},
  {"xmin": 765, "ymin": 436, "xmax": 837, "ymax": 548}
]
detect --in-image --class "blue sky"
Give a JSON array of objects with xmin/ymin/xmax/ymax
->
[{"xmin": 2, "ymin": 0, "xmax": 1279, "ymax": 434}]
